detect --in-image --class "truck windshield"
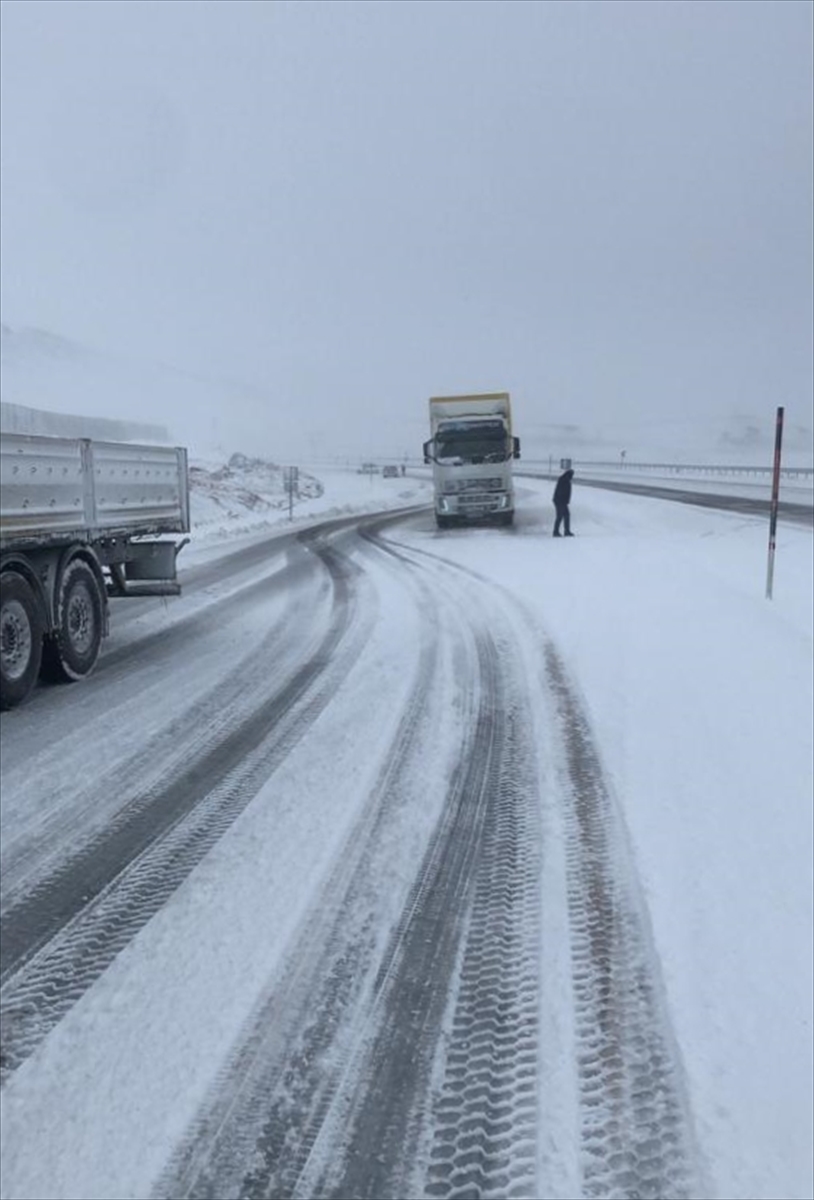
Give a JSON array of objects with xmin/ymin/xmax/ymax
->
[{"xmin": 435, "ymin": 420, "xmax": 509, "ymax": 465}]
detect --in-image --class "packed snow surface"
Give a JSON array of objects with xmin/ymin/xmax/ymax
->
[{"xmin": 0, "ymin": 464, "xmax": 811, "ymax": 1200}]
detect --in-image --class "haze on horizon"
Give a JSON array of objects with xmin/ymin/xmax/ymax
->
[{"xmin": 1, "ymin": 0, "xmax": 812, "ymax": 459}]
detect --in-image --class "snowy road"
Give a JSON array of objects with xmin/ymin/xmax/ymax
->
[{"xmin": 1, "ymin": 474, "xmax": 811, "ymax": 1200}]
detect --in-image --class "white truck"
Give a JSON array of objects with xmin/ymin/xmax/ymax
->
[
  {"xmin": 0, "ymin": 433, "xmax": 190, "ymax": 709},
  {"xmin": 423, "ymin": 392, "xmax": 521, "ymax": 528}
]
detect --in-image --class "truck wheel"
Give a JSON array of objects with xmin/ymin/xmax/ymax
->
[
  {"xmin": 0, "ymin": 572, "xmax": 44, "ymax": 710},
  {"xmin": 41, "ymin": 559, "xmax": 104, "ymax": 683},
  {"xmin": 436, "ymin": 514, "xmax": 451, "ymax": 529}
]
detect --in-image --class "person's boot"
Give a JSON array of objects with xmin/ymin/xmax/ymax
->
[
  {"xmin": 553, "ymin": 531, "xmax": 561, "ymax": 537},
  {"xmin": 565, "ymin": 531, "xmax": 574, "ymax": 537}
]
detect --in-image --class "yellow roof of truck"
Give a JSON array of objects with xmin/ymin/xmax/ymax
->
[
  {"xmin": 428, "ymin": 392, "xmax": 512, "ymax": 432},
  {"xmin": 429, "ymin": 392, "xmax": 510, "ymax": 405}
]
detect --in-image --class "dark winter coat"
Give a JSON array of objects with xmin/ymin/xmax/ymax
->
[{"xmin": 553, "ymin": 469, "xmax": 574, "ymax": 508}]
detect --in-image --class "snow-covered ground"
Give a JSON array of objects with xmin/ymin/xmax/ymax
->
[
  {"xmin": 0, "ymin": 464, "xmax": 811, "ymax": 1200},
  {"xmin": 457, "ymin": 478, "xmax": 814, "ymax": 1200},
  {"xmin": 186, "ymin": 455, "xmax": 424, "ymax": 550}
]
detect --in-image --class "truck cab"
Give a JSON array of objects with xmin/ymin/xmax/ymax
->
[{"xmin": 423, "ymin": 393, "xmax": 520, "ymax": 528}]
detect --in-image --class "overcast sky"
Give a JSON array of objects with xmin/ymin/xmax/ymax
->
[{"xmin": 1, "ymin": 0, "xmax": 812, "ymax": 452}]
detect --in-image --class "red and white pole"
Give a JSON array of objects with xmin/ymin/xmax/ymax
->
[{"xmin": 765, "ymin": 406, "xmax": 784, "ymax": 600}]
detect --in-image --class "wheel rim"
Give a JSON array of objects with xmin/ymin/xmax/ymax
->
[
  {"xmin": 66, "ymin": 582, "xmax": 96, "ymax": 655},
  {"xmin": 1, "ymin": 599, "xmax": 33, "ymax": 682}
]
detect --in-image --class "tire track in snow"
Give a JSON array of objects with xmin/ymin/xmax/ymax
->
[
  {"xmin": 420, "ymin": 691, "xmax": 541, "ymax": 1200},
  {"xmin": 291, "ymin": 543, "xmax": 543, "ymax": 1200},
  {"xmin": 377, "ymin": 526, "xmax": 705, "ymax": 1199},
  {"xmin": 0, "ymin": 541, "xmax": 318, "ymax": 911},
  {"xmin": 155, "ymin": 518, "xmax": 471, "ymax": 1200},
  {"xmin": 544, "ymin": 644, "xmax": 704, "ymax": 1200},
  {"xmin": 300, "ymin": 625, "xmax": 507, "ymax": 1200},
  {"xmin": 99, "ymin": 512, "xmax": 384, "ymax": 670},
  {"xmin": 0, "ymin": 534, "xmax": 336, "ymax": 963},
  {"xmin": 0, "ymin": 532, "xmax": 373, "ymax": 1084}
]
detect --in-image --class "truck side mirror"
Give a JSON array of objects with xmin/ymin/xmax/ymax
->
[
  {"xmin": 423, "ymin": 439, "xmax": 432, "ymax": 465},
  {"xmin": 513, "ymin": 437, "xmax": 521, "ymax": 460}
]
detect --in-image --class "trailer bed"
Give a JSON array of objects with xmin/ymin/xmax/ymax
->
[{"xmin": 0, "ymin": 434, "xmax": 190, "ymax": 548}]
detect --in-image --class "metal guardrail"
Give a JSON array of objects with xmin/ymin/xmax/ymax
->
[{"xmin": 525, "ymin": 460, "xmax": 813, "ymax": 481}]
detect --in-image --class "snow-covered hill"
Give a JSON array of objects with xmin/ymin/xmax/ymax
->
[
  {"xmin": 189, "ymin": 453, "xmax": 323, "ymax": 535},
  {"xmin": 186, "ymin": 455, "xmax": 431, "ymax": 550},
  {"xmin": 0, "ymin": 324, "xmax": 294, "ymax": 460}
]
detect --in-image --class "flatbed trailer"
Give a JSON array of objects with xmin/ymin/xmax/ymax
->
[{"xmin": 0, "ymin": 433, "xmax": 190, "ymax": 709}]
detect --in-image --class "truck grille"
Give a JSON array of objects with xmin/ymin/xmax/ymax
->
[
  {"xmin": 443, "ymin": 477, "xmax": 503, "ymax": 494},
  {"xmin": 457, "ymin": 493, "xmax": 503, "ymax": 510}
]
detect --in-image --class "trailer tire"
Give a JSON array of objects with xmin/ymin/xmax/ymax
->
[
  {"xmin": 0, "ymin": 572, "xmax": 44, "ymax": 710},
  {"xmin": 41, "ymin": 559, "xmax": 104, "ymax": 683}
]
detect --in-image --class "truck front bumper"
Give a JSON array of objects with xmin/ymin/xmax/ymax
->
[{"xmin": 437, "ymin": 492, "xmax": 512, "ymax": 517}]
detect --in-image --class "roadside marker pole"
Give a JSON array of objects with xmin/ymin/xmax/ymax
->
[
  {"xmin": 765, "ymin": 406, "xmax": 784, "ymax": 600},
  {"xmin": 283, "ymin": 466, "xmax": 299, "ymax": 521}
]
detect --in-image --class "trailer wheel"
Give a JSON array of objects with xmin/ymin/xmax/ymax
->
[
  {"xmin": 0, "ymin": 572, "xmax": 44, "ymax": 710},
  {"xmin": 41, "ymin": 559, "xmax": 104, "ymax": 683}
]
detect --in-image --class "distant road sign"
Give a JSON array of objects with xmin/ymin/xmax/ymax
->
[{"xmin": 283, "ymin": 466, "xmax": 299, "ymax": 519}]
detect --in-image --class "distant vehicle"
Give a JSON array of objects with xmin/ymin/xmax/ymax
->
[
  {"xmin": 358, "ymin": 462, "xmax": 378, "ymax": 475},
  {"xmin": 382, "ymin": 464, "xmax": 399, "ymax": 478},
  {"xmin": 423, "ymin": 393, "xmax": 520, "ymax": 528},
  {"xmin": 0, "ymin": 433, "xmax": 190, "ymax": 709}
]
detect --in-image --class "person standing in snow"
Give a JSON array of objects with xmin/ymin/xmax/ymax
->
[{"xmin": 552, "ymin": 468, "xmax": 575, "ymax": 537}]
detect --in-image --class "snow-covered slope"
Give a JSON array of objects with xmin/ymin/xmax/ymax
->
[
  {"xmin": 0, "ymin": 325, "xmax": 293, "ymax": 459},
  {"xmin": 187, "ymin": 456, "xmax": 430, "ymax": 549}
]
